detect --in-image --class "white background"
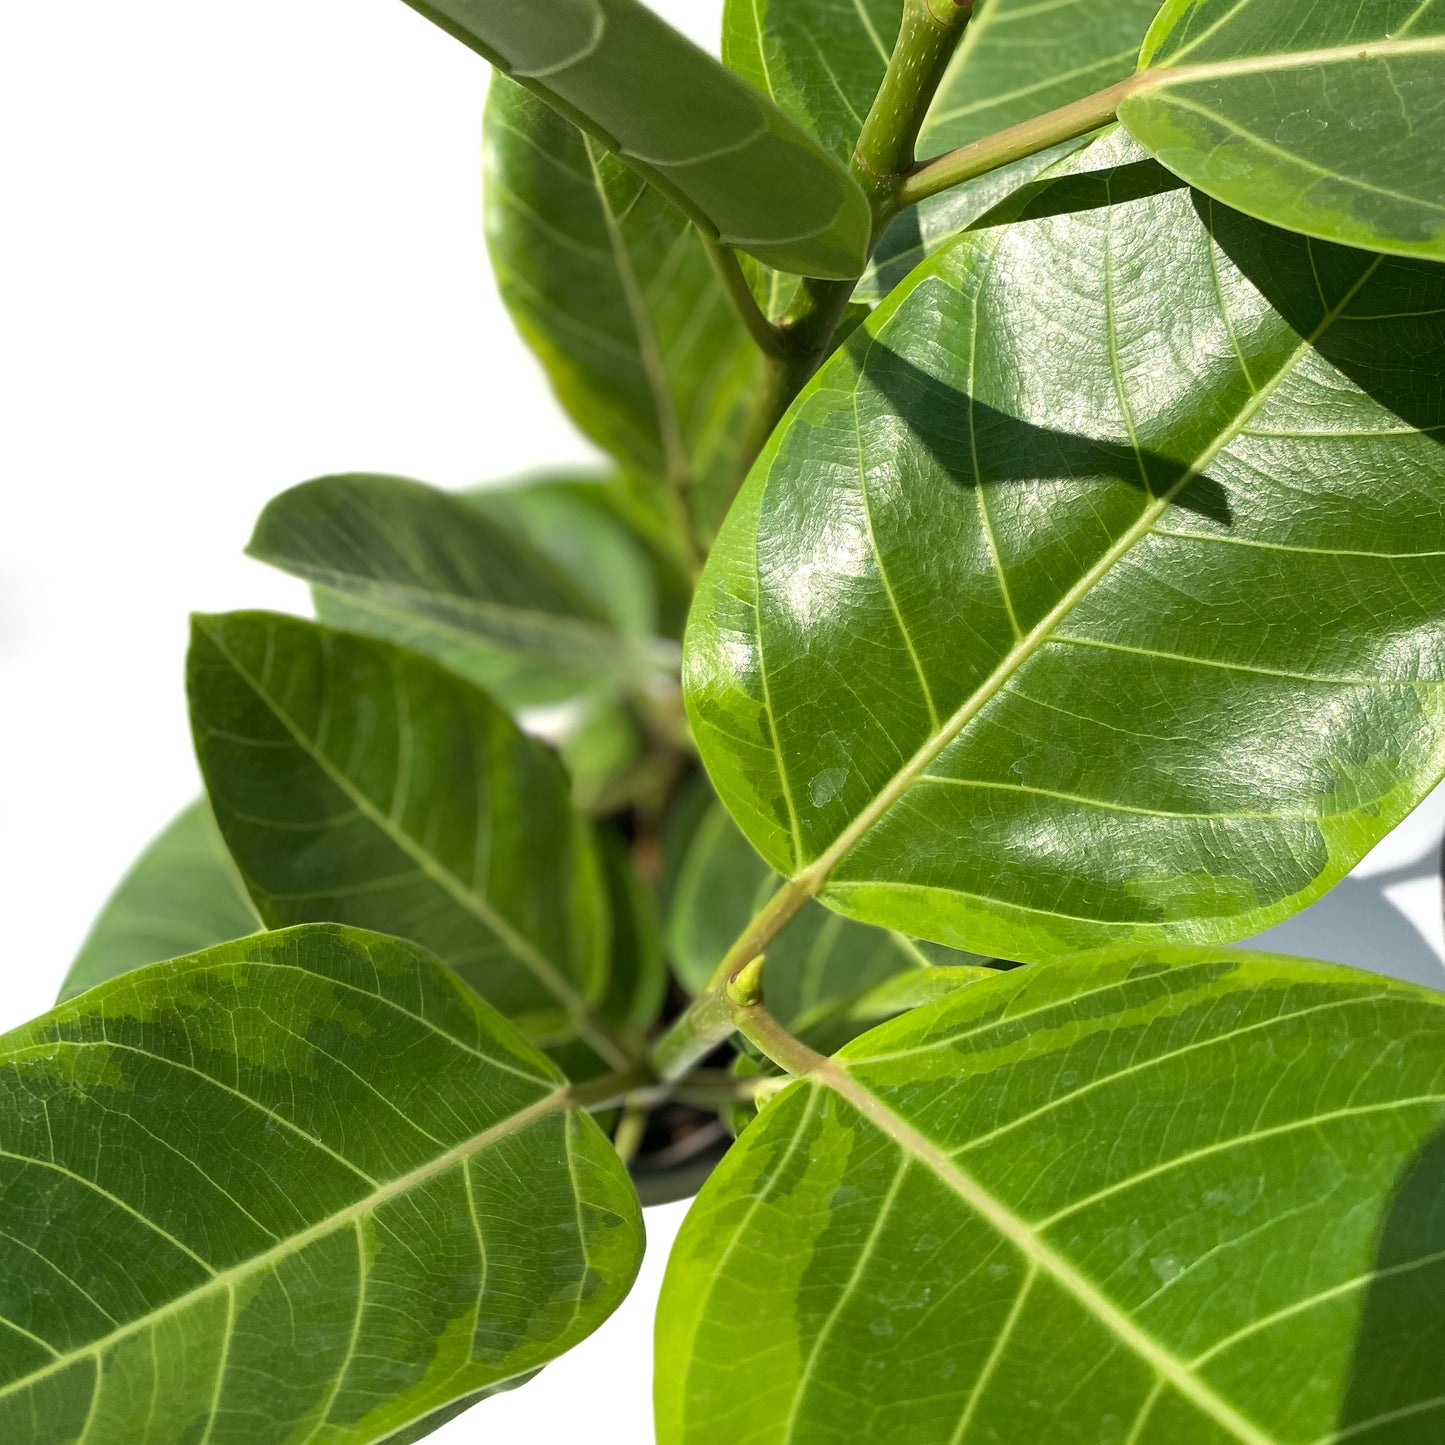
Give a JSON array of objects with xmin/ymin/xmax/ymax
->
[{"xmin": 2, "ymin": 3, "xmax": 1443, "ymax": 1441}]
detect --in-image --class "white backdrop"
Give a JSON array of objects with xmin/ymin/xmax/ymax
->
[{"xmin": 2, "ymin": 3, "xmax": 1442, "ymax": 1441}]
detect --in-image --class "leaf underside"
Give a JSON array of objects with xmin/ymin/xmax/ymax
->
[
  {"xmin": 0, "ymin": 926, "xmax": 642, "ymax": 1443},
  {"xmin": 685, "ymin": 130, "xmax": 1445, "ymax": 963},
  {"xmin": 1122, "ymin": 0, "xmax": 1445, "ymax": 262},
  {"xmin": 400, "ymin": 0, "xmax": 871, "ymax": 277},
  {"xmin": 249, "ymin": 472, "xmax": 663, "ymax": 710},
  {"xmin": 658, "ymin": 949, "xmax": 1445, "ymax": 1444},
  {"xmin": 59, "ymin": 801, "xmax": 259, "ymax": 1003}
]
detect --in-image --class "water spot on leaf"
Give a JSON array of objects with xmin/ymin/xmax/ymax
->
[
  {"xmin": 809, "ymin": 768, "xmax": 848, "ymax": 807},
  {"xmin": 1274, "ymin": 111, "xmax": 1328, "ymax": 145},
  {"xmin": 1151, "ymin": 1253, "xmax": 1184, "ymax": 1283}
]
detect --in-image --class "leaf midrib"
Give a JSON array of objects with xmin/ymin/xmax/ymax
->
[
  {"xmin": 810, "ymin": 1060, "xmax": 1276, "ymax": 1445},
  {"xmin": 791, "ymin": 244, "xmax": 1384, "ymax": 893},
  {"xmin": 1140, "ymin": 32, "xmax": 1445, "ymax": 85},
  {"xmin": 197, "ymin": 620, "xmax": 597, "ymax": 1029},
  {"xmin": 0, "ymin": 1086, "xmax": 568, "ymax": 1406}
]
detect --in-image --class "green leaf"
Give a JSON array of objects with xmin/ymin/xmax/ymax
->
[
  {"xmin": 657, "ymin": 948, "xmax": 1445, "ymax": 1444},
  {"xmin": 1120, "ymin": 0, "xmax": 1445, "ymax": 262},
  {"xmin": 462, "ymin": 476, "xmax": 665, "ymax": 645},
  {"xmin": 60, "ymin": 801, "xmax": 259, "ymax": 1003},
  {"xmin": 686, "ymin": 129, "xmax": 1445, "ymax": 962},
  {"xmin": 249, "ymin": 473, "xmax": 673, "ymax": 710},
  {"xmin": 790, "ymin": 961, "xmax": 999, "ymax": 1055},
  {"xmin": 666, "ymin": 787, "xmax": 987, "ymax": 1028},
  {"xmin": 485, "ymin": 79, "xmax": 762, "ymax": 538},
  {"xmin": 399, "ymin": 0, "xmax": 871, "ymax": 279},
  {"xmin": 598, "ymin": 826, "xmax": 669, "ymax": 1037},
  {"xmin": 723, "ymin": 0, "xmax": 1162, "ymax": 299},
  {"xmin": 187, "ymin": 610, "xmax": 631, "ymax": 1070},
  {"xmin": 0, "ymin": 924, "xmax": 642, "ymax": 1443}
]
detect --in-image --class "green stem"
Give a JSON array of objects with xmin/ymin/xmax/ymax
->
[
  {"xmin": 611, "ymin": 1104, "xmax": 648, "ymax": 1165},
  {"xmin": 731, "ymin": 1001, "xmax": 828, "ymax": 1080},
  {"xmin": 649, "ymin": 878, "xmax": 815, "ymax": 1081},
  {"xmin": 566, "ymin": 1063, "xmax": 660, "ymax": 1113},
  {"xmin": 704, "ymin": 237, "xmax": 797, "ymax": 361},
  {"xmin": 853, "ymin": 0, "xmax": 976, "ymax": 220},
  {"xmin": 734, "ymin": 0, "xmax": 974, "ymax": 452},
  {"xmin": 898, "ymin": 77, "xmax": 1131, "ymax": 209},
  {"xmin": 671, "ymin": 1072, "xmax": 780, "ymax": 1110}
]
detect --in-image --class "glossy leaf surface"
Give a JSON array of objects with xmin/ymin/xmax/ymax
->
[
  {"xmin": 0, "ymin": 925, "xmax": 642, "ymax": 1443},
  {"xmin": 188, "ymin": 611, "xmax": 625, "ymax": 1066},
  {"xmin": 250, "ymin": 473, "xmax": 670, "ymax": 710},
  {"xmin": 791, "ymin": 961, "xmax": 998, "ymax": 1055},
  {"xmin": 60, "ymin": 801, "xmax": 258, "ymax": 1003},
  {"xmin": 666, "ymin": 791, "xmax": 985, "ymax": 1027},
  {"xmin": 724, "ymin": 0, "xmax": 1161, "ymax": 298},
  {"xmin": 485, "ymin": 80, "xmax": 760, "ymax": 537},
  {"xmin": 1121, "ymin": 0, "xmax": 1445, "ymax": 261},
  {"xmin": 400, "ymin": 0, "xmax": 870, "ymax": 278},
  {"xmin": 686, "ymin": 132, "xmax": 1445, "ymax": 962},
  {"xmin": 658, "ymin": 949, "xmax": 1445, "ymax": 1443}
]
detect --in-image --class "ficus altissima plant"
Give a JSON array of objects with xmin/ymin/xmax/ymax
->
[{"xmin": 9, "ymin": 0, "xmax": 1445, "ymax": 1440}]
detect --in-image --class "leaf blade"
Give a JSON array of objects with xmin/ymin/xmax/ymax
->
[
  {"xmin": 1120, "ymin": 1, "xmax": 1445, "ymax": 260},
  {"xmin": 484, "ymin": 79, "xmax": 763, "ymax": 535},
  {"xmin": 658, "ymin": 949, "xmax": 1445, "ymax": 1442},
  {"xmin": 249, "ymin": 473, "xmax": 669, "ymax": 710},
  {"xmin": 402, "ymin": 0, "xmax": 871, "ymax": 278},
  {"xmin": 0, "ymin": 925, "xmax": 642, "ymax": 1443},
  {"xmin": 685, "ymin": 132, "xmax": 1445, "ymax": 960},
  {"xmin": 187, "ymin": 611, "xmax": 621, "ymax": 1064}
]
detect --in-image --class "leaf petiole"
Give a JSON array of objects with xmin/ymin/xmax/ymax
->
[
  {"xmin": 702, "ymin": 237, "xmax": 797, "ymax": 361},
  {"xmin": 729, "ymin": 999, "xmax": 828, "ymax": 1081},
  {"xmin": 898, "ymin": 77, "xmax": 1133, "ymax": 208},
  {"xmin": 649, "ymin": 877, "xmax": 815, "ymax": 1081}
]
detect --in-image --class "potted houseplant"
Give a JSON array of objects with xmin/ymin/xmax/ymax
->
[{"xmin": 3, "ymin": 1, "xmax": 1445, "ymax": 1441}]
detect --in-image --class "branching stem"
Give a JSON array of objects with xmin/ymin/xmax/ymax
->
[
  {"xmin": 656, "ymin": 3, "xmax": 985, "ymax": 1079},
  {"xmin": 649, "ymin": 877, "xmax": 815, "ymax": 1081},
  {"xmin": 733, "ymin": 0, "xmax": 975, "ymax": 493},
  {"xmin": 854, "ymin": 0, "xmax": 976, "ymax": 218},
  {"xmin": 899, "ymin": 77, "xmax": 1132, "ymax": 208}
]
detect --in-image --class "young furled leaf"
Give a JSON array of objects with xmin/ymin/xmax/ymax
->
[
  {"xmin": 397, "ymin": 0, "xmax": 871, "ymax": 278},
  {"xmin": 686, "ymin": 130, "xmax": 1445, "ymax": 964},
  {"xmin": 1120, "ymin": 0, "xmax": 1445, "ymax": 262},
  {"xmin": 59, "ymin": 800, "xmax": 259, "ymax": 1002},
  {"xmin": 658, "ymin": 949, "xmax": 1445, "ymax": 1444},
  {"xmin": 187, "ymin": 611, "xmax": 631, "ymax": 1071},
  {"xmin": 0, "ymin": 925, "xmax": 643, "ymax": 1443},
  {"xmin": 485, "ymin": 79, "xmax": 762, "ymax": 542}
]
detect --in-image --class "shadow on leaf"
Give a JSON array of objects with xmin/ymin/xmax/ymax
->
[{"xmin": 1338, "ymin": 1124, "xmax": 1445, "ymax": 1438}]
